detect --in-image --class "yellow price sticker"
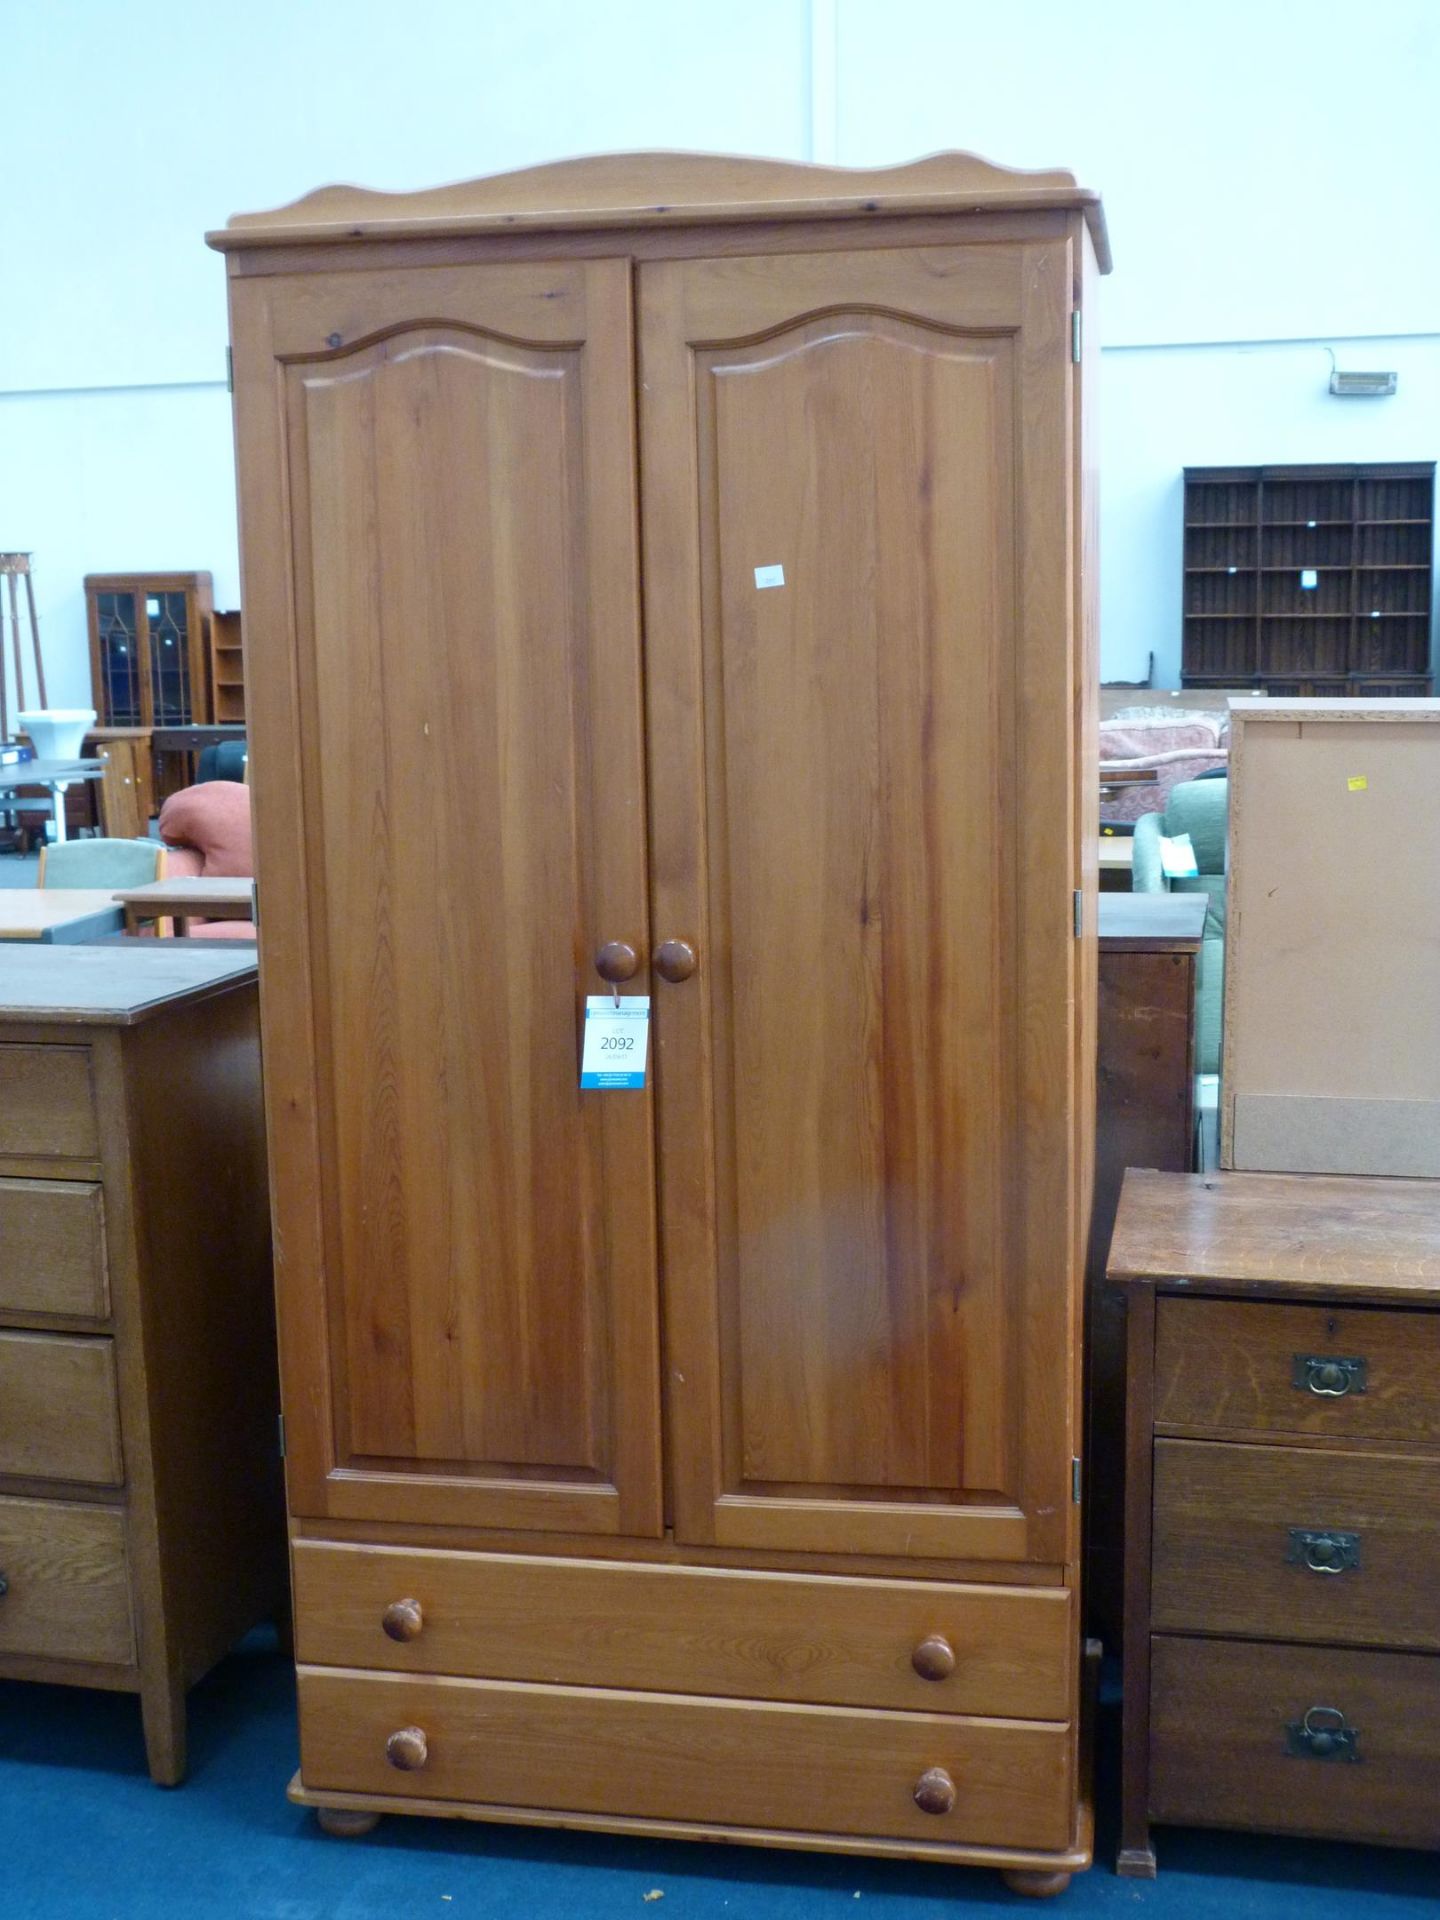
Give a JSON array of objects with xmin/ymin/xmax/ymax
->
[{"xmin": 1347, "ymin": 775, "xmax": 1368, "ymax": 792}]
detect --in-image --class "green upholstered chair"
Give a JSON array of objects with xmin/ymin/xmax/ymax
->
[
  {"xmin": 36, "ymin": 837, "xmax": 164, "ymax": 890},
  {"xmin": 1131, "ymin": 775, "xmax": 1227, "ymax": 1075}
]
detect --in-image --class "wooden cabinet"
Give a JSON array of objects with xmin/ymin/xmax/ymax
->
[
  {"xmin": 213, "ymin": 149, "xmax": 1107, "ymax": 1896},
  {"xmin": 210, "ymin": 610, "xmax": 245, "ymax": 724},
  {"xmin": 1109, "ymin": 1168, "xmax": 1440, "ymax": 1873},
  {"xmin": 0, "ymin": 947, "xmax": 286, "ymax": 1783},
  {"xmin": 85, "ymin": 572, "xmax": 214, "ymax": 729},
  {"xmin": 1182, "ymin": 463, "xmax": 1435, "ymax": 698}
]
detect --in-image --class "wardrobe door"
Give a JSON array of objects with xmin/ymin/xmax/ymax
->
[
  {"xmin": 640, "ymin": 241, "xmax": 1081, "ymax": 1565},
  {"xmin": 231, "ymin": 259, "xmax": 663, "ymax": 1536}
]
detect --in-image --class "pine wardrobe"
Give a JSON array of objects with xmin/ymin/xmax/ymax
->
[{"xmin": 211, "ymin": 152, "xmax": 1108, "ymax": 1898}]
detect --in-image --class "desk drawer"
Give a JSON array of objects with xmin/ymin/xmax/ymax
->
[
  {"xmin": 0, "ymin": 1179, "xmax": 107, "ymax": 1319},
  {"xmin": 1155, "ymin": 1298, "xmax": 1440, "ymax": 1443},
  {"xmin": 1151, "ymin": 1635, "xmax": 1440, "ymax": 1850},
  {"xmin": 0, "ymin": 1332, "xmax": 123, "ymax": 1486},
  {"xmin": 0, "ymin": 1047, "xmax": 98, "ymax": 1161},
  {"xmin": 0, "ymin": 1494, "xmax": 133, "ymax": 1665},
  {"xmin": 292, "ymin": 1543, "xmax": 1072, "ymax": 1720},
  {"xmin": 298, "ymin": 1667, "xmax": 1075, "ymax": 1851},
  {"xmin": 1153, "ymin": 1439, "xmax": 1440, "ymax": 1651}
]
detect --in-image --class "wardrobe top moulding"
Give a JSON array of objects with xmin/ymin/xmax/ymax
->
[{"xmin": 206, "ymin": 148, "xmax": 1113, "ymax": 265}]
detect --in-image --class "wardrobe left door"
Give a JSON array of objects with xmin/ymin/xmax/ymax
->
[{"xmin": 229, "ymin": 257, "xmax": 664, "ymax": 1538}]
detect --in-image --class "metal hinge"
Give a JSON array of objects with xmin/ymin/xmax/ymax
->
[
  {"xmin": 1072, "ymin": 1457, "xmax": 1082, "ymax": 1504},
  {"xmin": 1071, "ymin": 311, "xmax": 1082, "ymax": 364},
  {"xmin": 1073, "ymin": 889, "xmax": 1083, "ymax": 937},
  {"xmin": 225, "ymin": 345, "xmax": 234, "ymax": 393},
  {"xmin": 277, "ymin": 1412, "xmax": 286, "ymax": 1459},
  {"xmin": 250, "ymin": 879, "xmax": 259, "ymax": 935}
]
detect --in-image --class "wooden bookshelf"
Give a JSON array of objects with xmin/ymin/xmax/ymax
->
[
  {"xmin": 1182, "ymin": 463, "xmax": 1435, "ymax": 697},
  {"xmin": 210, "ymin": 609, "xmax": 246, "ymax": 724}
]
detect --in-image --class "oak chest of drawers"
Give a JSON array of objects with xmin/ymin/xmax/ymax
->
[
  {"xmin": 0, "ymin": 946, "xmax": 285, "ymax": 1782},
  {"xmin": 1110, "ymin": 1168, "xmax": 1440, "ymax": 1873}
]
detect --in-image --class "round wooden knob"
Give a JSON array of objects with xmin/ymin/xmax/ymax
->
[
  {"xmin": 913, "ymin": 1766, "xmax": 956, "ymax": 1816},
  {"xmin": 654, "ymin": 939, "xmax": 697, "ymax": 983},
  {"xmin": 381, "ymin": 1597, "xmax": 423, "ymax": 1643},
  {"xmin": 385, "ymin": 1725, "xmax": 428, "ymax": 1771},
  {"xmin": 911, "ymin": 1634, "xmax": 956, "ymax": 1682},
  {"xmin": 595, "ymin": 941, "xmax": 640, "ymax": 984}
]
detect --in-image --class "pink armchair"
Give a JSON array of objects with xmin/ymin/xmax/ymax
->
[{"xmin": 158, "ymin": 782, "xmax": 255, "ymax": 937}]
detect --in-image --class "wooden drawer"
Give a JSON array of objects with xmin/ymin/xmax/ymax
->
[
  {"xmin": 0, "ymin": 1046, "xmax": 98, "ymax": 1162},
  {"xmin": 0, "ymin": 1331, "xmax": 123, "ymax": 1486},
  {"xmin": 0, "ymin": 1179, "xmax": 107, "ymax": 1319},
  {"xmin": 0, "ymin": 1494, "xmax": 134, "ymax": 1665},
  {"xmin": 292, "ymin": 1543, "xmax": 1072, "ymax": 1719},
  {"xmin": 1153, "ymin": 1439, "xmax": 1440, "ymax": 1651},
  {"xmin": 1151, "ymin": 1635, "xmax": 1440, "ymax": 1851},
  {"xmin": 298, "ymin": 1667, "xmax": 1074, "ymax": 1851},
  {"xmin": 1155, "ymin": 1298, "xmax": 1440, "ymax": 1443}
]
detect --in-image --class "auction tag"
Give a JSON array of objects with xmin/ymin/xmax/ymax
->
[
  {"xmin": 1159, "ymin": 832, "xmax": 1199, "ymax": 879},
  {"xmin": 1347, "ymin": 774, "xmax": 1368, "ymax": 792},
  {"xmin": 580, "ymin": 995, "xmax": 650, "ymax": 1089}
]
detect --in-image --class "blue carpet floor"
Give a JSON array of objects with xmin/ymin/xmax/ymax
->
[{"xmin": 0, "ymin": 1633, "xmax": 1433, "ymax": 1918}]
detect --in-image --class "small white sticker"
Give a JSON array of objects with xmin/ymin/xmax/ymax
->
[
  {"xmin": 753, "ymin": 564, "xmax": 785, "ymax": 590},
  {"xmin": 580, "ymin": 995, "xmax": 650, "ymax": 1089},
  {"xmin": 1300, "ymin": 569, "xmax": 1318, "ymax": 589}
]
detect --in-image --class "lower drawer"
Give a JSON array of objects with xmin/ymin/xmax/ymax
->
[
  {"xmin": 0, "ymin": 1494, "xmax": 134, "ymax": 1666},
  {"xmin": 0, "ymin": 1178, "xmax": 107, "ymax": 1319},
  {"xmin": 293, "ymin": 1542, "xmax": 1072, "ymax": 1718},
  {"xmin": 298, "ymin": 1667, "xmax": 1075, "ymax": 1851},
  {"xmin": 1151, "ymin": 1635, "xmax": 1440, "ymax": 1850},
  {"xmin": 0, "ymin": 1331, "xmax": 123, "ymax": 1485}
]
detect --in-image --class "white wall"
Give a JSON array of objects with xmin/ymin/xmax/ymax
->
[{"xmin": 2, "ymin": 0, "xmax": 1437, "ymax": 704}]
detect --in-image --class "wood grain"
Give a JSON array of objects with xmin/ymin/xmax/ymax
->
[
  {"xmin": 1153, "ymin": 1438, "xmax": 1440, "ymax": 1650},
  {"xmin": 0, "ymin": 1331, "xmax": 122, "ymax": 1485},
  {"xmin": 0, "ymin": 1045, "xmax": 97, "ymax": 1159},
  {"xmin": 0, "ymin": 1179, "xmax": 107, "ymax": 1318},
  {"xmin": 292, "ymin": 1541, "xmax": 1072, "ymax": 1717},
  {"xmin": 1108, "ymin": 1168, "xmax": 1440, "ymax": 1299},
  {"xmin": 0, "ymin": 1494, "xmax": 133, "ymax": 1664},
  {"xmin": 238, "ymin": 258, "xmax": 662, "ymax": 1535},
  {"xmin": 641, "ymin": 240, "xmax": 1081, "ymax": 1564},
  {"xmin": 1155, "ymin": 1296, "xmax": 1440, "ymax": 1443},
  {"xmin": 1150, "ymin": 1634, "xmax": 1440, "ymax": 1850},
  {"xmin": 297, "ymin": 1666, "xmax": 1075, "ymax": 1851}
]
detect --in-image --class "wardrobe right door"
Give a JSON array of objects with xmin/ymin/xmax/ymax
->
[{"xmin": 639, "ymin": 239, "xmax": 1083, "ymax": 1567}]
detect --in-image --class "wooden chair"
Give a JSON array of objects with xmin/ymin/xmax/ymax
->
[{"xmin": 37, "ymin": 837, "xmax": 166, "ymax": 888}]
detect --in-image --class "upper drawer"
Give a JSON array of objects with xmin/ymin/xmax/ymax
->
[
  {"xmin": 0, "ymin": 1047, "xmax": 98, "ymax": 1162},
  {"xmin": 0, "ymin": 1179, "xmax": 107, "ymax": 1319},
  {"xmin": 1153, "ymin": 1438, "xmax": 1440, "ymax": 1652},
  {"xmin": 1155, "ymin": 1298, "xmax": 1440, "ymax": 1444},
  {"xmin": 0, "ymin": 1331, "xmax": 123, "ymax": 1486},
  {"xmin": 0, "ymin": 1493, "xmax": 134, "ymax": 1666},
  {"xmin": 292, "ymin": 1543, "xmax": 1073, "ymax": 1720}
]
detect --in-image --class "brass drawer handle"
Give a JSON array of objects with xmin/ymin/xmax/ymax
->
[
  {"xmin": 381, "ymin": 1598, "xmax": 424, "ymax": 1643},
  {"xmin": 913, "ymin": 1766, "xmax": 956, "ymax": 1815},
  {"xmin": 385, "ymin": 1725, "xmax": 429, "ymax": 1771},
  {"xmin": 1285, "ymin": 1705, "xmax": 1360, "ymax": 1763},
  {"xmin": 1287, "ymin": 1529, "xmax": 1360, "ymax": 1575},
  {"xmin": 1292, "ymin": 1354, "xmax": 1367, "ymax": 1398}
]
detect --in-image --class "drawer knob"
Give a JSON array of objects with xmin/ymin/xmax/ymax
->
[
  {"xmin": 913, "ymin": 1767, "xmax": 956, "ymax": 1815},
  {"xmin": 1292, "ymin": 1353, "xmax": 1366, "ymax": 1398},
  {"xmin": 654, "ymin": 939, "xmax": 697, "ymax": 983},
  {"xmin": 595, "ymin": 941, "xmax": 640, "ymax": 984},
  {"xmin": 385, "ymin": 1725, "xmax": 429, "ymax": 1771},
  {"xmin": 1287, "ymin": 1528, "xmax": 1361, "ymax": 1575},
  {"xmin": 381, "ymin": 1598, "xmax": 424, "ymax": 1643},
  {"xmin": 1285, "ymin": 1705, "xmax": 1360, "ymax": 1763},
  {"xmin": 911, "ymin": 1634, "xmax": 956, "ymax": 1682}
]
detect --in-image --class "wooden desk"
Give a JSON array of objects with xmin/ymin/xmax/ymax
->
[
  {"xmin": 115, "ymin": 875, "xmax": 254, "ymax": 936},
  {"xmin": 1085, "ymin": 894, "xmax": 1207, "ymax": 1652},
  {"xmin": 0, "ymin": 890, "xmax": 125, "ymax": 943},
  {"xmin": 1111, "ymin": 1169, "xmax": 1440, "ymax": 1873},
  {"xmin": 0, "ymin": 945, "xmax": 284, "ymax": 1782}
]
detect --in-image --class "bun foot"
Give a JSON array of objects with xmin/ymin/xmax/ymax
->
[
  {"xmin": 1002, "ymin": 1868, "xmax": 1072, "ymax": 1898},
  {"xmin": 315, "ymin": 1806, "xmax": 381, "ymax": 1838}
]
